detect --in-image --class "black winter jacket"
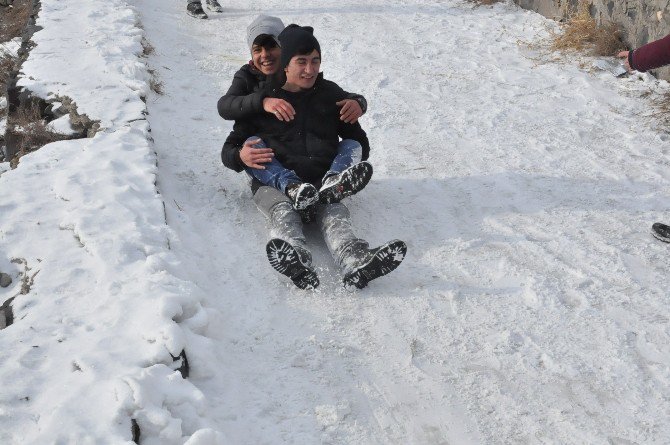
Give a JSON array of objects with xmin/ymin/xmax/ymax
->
[
  {"xmin": 217, "ymin": 63, "xmax": 368, "ymax": 120},
  {"xmin": 221, "ymin": 74, "xmax": 370, "ymax": 185}
]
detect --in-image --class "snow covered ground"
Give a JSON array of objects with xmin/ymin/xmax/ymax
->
[{"xmin": 1, "ymin": 0, "xmax": 669, "ymax": 443}]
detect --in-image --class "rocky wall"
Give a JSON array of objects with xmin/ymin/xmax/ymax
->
[{"xmin": 514, "ymin": 0, "xmax": 670, "ymax": 79}]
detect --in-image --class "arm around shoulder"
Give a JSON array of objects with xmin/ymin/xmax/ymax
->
[
  {"xmin": 217, "ymin": 69, "xmax": 267, "ymax": 120},
  {"xmin": 346, "ymin": 93, "xmax": 367, "ymax": 114},
  {"xmin": 326, "ymin": 79, "xmax": 368, "ymax": 114}
]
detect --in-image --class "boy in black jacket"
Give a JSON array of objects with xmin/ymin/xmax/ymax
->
[
  {"xmin": 218, "ymin": 15, "xmax": 372, "ymax": 210},
  {"xmin": 221, "ymin": 24, "xmax": 406, "ymax": 290}
]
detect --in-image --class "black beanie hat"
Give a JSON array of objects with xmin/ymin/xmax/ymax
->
[{"xmin": 278, "ymin": 24, "xmax": 321, "ymax": 70}]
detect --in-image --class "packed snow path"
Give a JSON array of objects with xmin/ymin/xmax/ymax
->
[{"xmin": 137, "ymin": 0, "xmax": 670, "ymax": 443}]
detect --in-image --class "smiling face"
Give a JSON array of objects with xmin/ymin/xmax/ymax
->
[
  {"xmin": 251, "ymin": 36, "xmax": 281, "ymax": 75},
  {"xmin": 283, "ymin": 49, "xmax": 321, "ymax": 92}
]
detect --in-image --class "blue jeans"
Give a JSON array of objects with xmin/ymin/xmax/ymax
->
[{"xmin": 245, "ymin": 137, "xmax": 363, "ymax": 193}]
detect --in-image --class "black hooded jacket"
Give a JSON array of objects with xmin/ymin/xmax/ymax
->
[
  {"xmin": 217, "ymin": 63, "xmax": 367, "ymax": 121},
  {"xmin": 221, "ymin": 73, "xmax": 370, "ymax": 185}
]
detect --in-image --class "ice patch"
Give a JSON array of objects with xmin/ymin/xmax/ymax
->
[{"xmin": 592, "ymin": 59, "xmax": 627, "ymax": 77}]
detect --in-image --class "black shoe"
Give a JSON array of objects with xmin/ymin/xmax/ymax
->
[
  {"xmin": 266, "ymin": 239, "xmax": 319, "ymax": 290},
  {"xmin": 342, "ymin": 240, "xmax": 407, "ymax": 290},
  {"xmin": 205, "ymin": 0, "xmax": 223, "ymax": 12},
  {"xmin": 285, "ymin": 183, "xmax": 319, "ymax": 210},
  {"xmin": 187, "ymin": 2, "xmax": 208, "ymax": 18},
  {"xmin": 652, "ymin": 222, "xmax": 670, "ymax": 243},
  {"xmin": 319, "ymin": 161, "xmax": 373, "ymax": 204}
]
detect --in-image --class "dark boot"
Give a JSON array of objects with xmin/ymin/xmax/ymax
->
[
  {"xmin": 285, "ymin": 182, "xmax": 319, "ymax": 210},
  {"xmin": 340, "ymin": 240, "xmax": 407, "ymax": 290},
  {"xmin": 652, "ymin": 222, "xmax": 670, "ymax": 243},
  {"xmin": 266, "ymin": 239, "xmax": 319, "ymax": 289},
  {"xmin": 319, "ymin": 161, "xmax": 373, "ymax": 204},
  {"xmin": 205, "ymin": 0, "xmax": 223, "ymax": 12},
  {"xmin": 187, "ymin": 2, "xmax": 208, "ymax": 19},
  {"xmin": 265, "ymin": 201, "xmax": 318, "ymax": 289},
  {"xmin": 317, "ymin": 202, "xmax": 406, "ymax": 289}
]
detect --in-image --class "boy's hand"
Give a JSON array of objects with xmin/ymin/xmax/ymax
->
[
  {"xmin": 263, "ymin": 98, "xmax": 295, "ymax": 121},
  {"xmin": 616, "ymin": 51, "xmax": 631, "ymax": 71},
  {"xmin": 240, "ymin": 138, "xmax": 274, "ymax": 169},
  {"xmin": 336, "ymin": 99, "xmax": 363, "ymax": 123}
]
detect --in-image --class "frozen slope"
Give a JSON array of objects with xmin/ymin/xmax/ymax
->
[{"xmin": 137, "ymin": 0, "xmax": 670, "ymax": 443}]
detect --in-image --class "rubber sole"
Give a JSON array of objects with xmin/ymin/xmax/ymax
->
[
  {"xmin": 652, "ymin": 222, "xmax": 670, "ymax": 243},
  {"xmin": 291, "ymin": 183, "xmax": 320, "ymax": 210},
  {"xmin": 343, "ymin": 240, "xmax": 407, "ymax": 290},
  {"xmin": 266, "ymin": 239, "xmax": 319, "ymax": 290},
  {"xmin": 320, "ymin": 162, "xmax": 373, "ymax": 204}
]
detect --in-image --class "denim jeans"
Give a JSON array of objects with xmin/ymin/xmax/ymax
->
[
  {"xmin": 245, "ymin": 137, "xmax": 363, "ymax": 193},
  {"xmin": 324, "ymin": 138, "xmax": 363, "ymax": 178}
]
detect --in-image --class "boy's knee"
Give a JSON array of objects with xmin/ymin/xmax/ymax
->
[
  {"xmin": 340, "ymin": 139, "xmax": 361, "ymax": 150},
  {"xmin": 339, "ymin": 139, "xmax": 362, "ymax": 161},
  {"xmin": 319, "ymin": 202, "xmax": 351, "ymax": 220},
  {"xmin": 253, "ymin": 185, "xmax": 291, "ymax": 217},
  {"xmin": 245, "ymin": 136, "xmax": 267, "ymax": 148}
]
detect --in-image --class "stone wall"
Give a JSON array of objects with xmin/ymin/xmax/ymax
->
[{"xmin": 514, "ymin": 0, "xmax": 670, "ymax": 80}]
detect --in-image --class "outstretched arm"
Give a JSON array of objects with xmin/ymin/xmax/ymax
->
[{"xmin": 616, "ymin": 34, "xmax": 670, "ymax": 72}]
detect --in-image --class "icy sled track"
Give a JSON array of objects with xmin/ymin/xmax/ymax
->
[{"xmin": 136, "ymin": 0, "xmax": 670, "ymax": 443}]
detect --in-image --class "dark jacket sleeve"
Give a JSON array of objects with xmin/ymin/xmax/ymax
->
[
  {"xmin": 322, "ymin": 79, "xmax": 371, "ymax": 160},
  {"xmin": 630, "ymin": 34, "xmax": 670, "ymax": 72},
  {"xmin": 221, "ymin": 120, "xmax": 255, "ymax": 172},
  {"xmin": 338, "ymin": 120, "xmax": 370, "ymax": 161},
  {"xmin": 345, "ymin": 92, "xmax": 368, "ymax": 114},
  {"xmin": 217, "ymin": 69, "xmax": 267, "ymax": 121}
]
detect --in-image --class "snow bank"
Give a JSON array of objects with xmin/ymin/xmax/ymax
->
[
  {"xmin": 0, "ymin": 0, "xmax": 211, "ymax": 443},
  {"xmin": 17, "ymin": 0, "xmax": 147, "ymax": 129}
]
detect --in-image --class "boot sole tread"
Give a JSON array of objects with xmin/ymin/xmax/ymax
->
[
  {"xmin": 320, "ymin": 162, "xmax": 373, "ymax": 204},
  {"xmin": 343, "ymin": 240, "xmax": 407, "ymax": 289},
  {"xmin": 266, "ymin": 239, "xmax": 319, "ymax": 289},
  {"xmin": 293, "ymin": 184, "xmax": 320, "ymax": 210},
  {"xmin": 652, "ymin": 223, "xmax": 670, "ymax": 242}
]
